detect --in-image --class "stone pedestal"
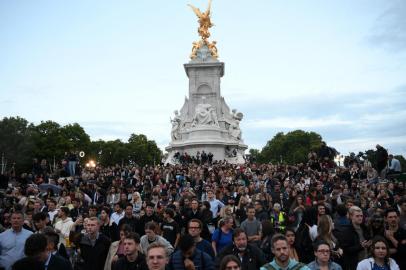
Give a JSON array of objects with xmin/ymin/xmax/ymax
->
[{"xmin": 165, "ymin": 44, "xmax": 247, "ymax": 164}]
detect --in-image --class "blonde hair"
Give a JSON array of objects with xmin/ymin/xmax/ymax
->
[
  {"xmin": 147, "ymin": 242, "xmax": 168, "ymax": 258},
  {"xmin": 317, "ymin": 215, "xmax": 336, "ymax": 247},
  {"xmin": 349, "ymin": 205, "xmax": 362, "ymax": 216}
]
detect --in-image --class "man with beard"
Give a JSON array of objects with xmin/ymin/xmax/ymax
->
[
  {"xmin": 215, "ymin": 228, "xmax": 266, "ymax": 270},
  {"xmin": 260, "ymin": 234, "xmax": 309, "ymax": 270}
]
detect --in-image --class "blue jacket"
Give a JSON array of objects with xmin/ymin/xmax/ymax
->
[
  {"xmin": 307, "ymin": 260, "xmax": 342, "ymax": 270},
  {"xmin": 167, "ymin": 248, "xmax": 214, "ymax": 270}
]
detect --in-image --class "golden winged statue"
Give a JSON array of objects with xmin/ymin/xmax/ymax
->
[
  {"xmin": 188, "ymin": 0, "xmax": 213, "ymax": 41},
  {"xmin": 188, "ymin": 0, "xmax": 218, "ymax": 59}
]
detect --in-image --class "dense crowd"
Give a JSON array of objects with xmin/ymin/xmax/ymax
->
[{"xmin": 0, "ymin": 145, "xmax": 405, "ymax": 270}]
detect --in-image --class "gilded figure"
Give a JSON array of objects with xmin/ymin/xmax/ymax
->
[{"xmin": 188, "ymin": 0, "xmax": 213, "ymax": 41}]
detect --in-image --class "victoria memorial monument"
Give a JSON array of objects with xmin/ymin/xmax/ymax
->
[{"xmin": 165, "ymin": 0, "xmax": 247, "ymax": 164}]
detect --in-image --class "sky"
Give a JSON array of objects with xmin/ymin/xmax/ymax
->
[{"xmin": 1, "ymin": 0, "xmax": 406, "ymax": 157}]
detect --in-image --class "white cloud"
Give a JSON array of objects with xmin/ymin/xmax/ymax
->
[
  {"xmin": 245, "ymin": 115, "xmax": 352, "ymax": 129},
  {"xmin": 330, "ymin": 135, "xmax": 406, "ymax": 156}
]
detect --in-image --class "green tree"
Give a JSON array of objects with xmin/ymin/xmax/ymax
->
[
  {"xmin": 248, "ymin": 148, "xmax": 261, "ymax": 162},
  {"xmin": 128, "ymin": 134, "xmax": 162, "ymax": 166},
  {"xmin": 60, "ymin": 123, "xmax": 91, "ymax": 153},
  {"xmin": 32, "ymin": 121, "xmax": 68, "ymax": 161},
  {"xmin": 1, "ymin": 117, "xmax": 163, "ymax": 172},
  {"xmin": 89, "ymin": 139, "xmax": 127, "ymax": 167},
  {"xmin": 0, "ymin": 117, "xmax": 36, "ymax": 173},
  {"xmin": 260, "ymin": 130, "xmax": 323, "ymax": 164}
]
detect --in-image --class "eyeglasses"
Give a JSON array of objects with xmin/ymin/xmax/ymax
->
[{"xmin": 317, "ymin": 249, "xmax": 330, "ymax": 254}]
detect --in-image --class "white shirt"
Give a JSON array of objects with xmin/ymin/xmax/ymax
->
[
  {"xmin": 54, "ymin": 217, "xmax": 74, "ymax": 246},
  {"xmin": 111, "ymin": 211, "xmax": 124, "ymax": 225},
  {"xmin": 389, "ymin": 158, "xmax": 401, "ymax": 172},
  {"xmin": 209, "ymin": 198, "xmax": 225, "ymax": 218},
  {"xmin": 48, "ymin": 209, "xmax": 58, "ymax": 223}
]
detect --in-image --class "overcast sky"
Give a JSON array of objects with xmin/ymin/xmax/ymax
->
[{"xmin": 1, "ymin": 0, "xmax": 405, "ymax": 157}]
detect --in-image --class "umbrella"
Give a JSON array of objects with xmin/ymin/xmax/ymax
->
[{"xmin": 39, "ymin": 183, "xmax": 63, "ymax": 194}]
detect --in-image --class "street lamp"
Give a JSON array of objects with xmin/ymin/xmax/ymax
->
[{"xmin": 86, "ymin": 160, "xmax": 96, "ymax": 168}]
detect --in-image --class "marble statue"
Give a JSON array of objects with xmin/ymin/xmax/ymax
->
[
  {"xmin": 170, "ymin": 110, "xmax": 181, "ymax": 140},
  {"xmin": 191, "ymin": 103, "xmax": 219, "ymax": 127},
  {"xmin": 229, "ymin": 119, "xmax": 242, "ymax": 140},
  {"xmin": 165, "ymin": 1, "xmax": 247, "ymax": 164},
  {"xmin": 227, "ymin": 109, "xmax": 243, "ymax": 140}
]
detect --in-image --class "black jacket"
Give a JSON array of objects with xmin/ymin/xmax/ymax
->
[
  {"xmin": 79, "ymin": 233, "xmax": 111, "ymax": 270},
  {"xmin": 100, "ymin": 222, "xmax": 119, "ymax": 242},
  {"xmin": 47, "ymin": 254, "xmax": 73, "ymax": 270},
  {"xmin": 118, "ymin": 216, "xmax": 140, "ymax": 234},
  {"xmin": 334, "ymin": 223, "xmax": 370, "ymax": 270},
  {"xmin": 111, "ymin": 253, "xmax": 148, "ymax": 270},
  {"xmin": 215, "ymin": 243, "xmax": 267, "ymax": 270}
]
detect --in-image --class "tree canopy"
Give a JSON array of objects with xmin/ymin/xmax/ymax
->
[
  {"xmin": 0, "ymin": 117, "xmax": 162, "ymax": 173},
  {"xmin": 255, "ymin": 130, "xmax": 325, "ymax": 164}
]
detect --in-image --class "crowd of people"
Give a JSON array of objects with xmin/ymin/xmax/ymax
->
[
  {"xmin": 172, "ymin": 151, "xmax": 215, "ymax": 165},
  {"xmin": 0, "ymin": 145, "xmax": 405, "ymax": 270}
]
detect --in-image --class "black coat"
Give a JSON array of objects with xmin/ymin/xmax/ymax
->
[
  {"xmin": 47, "ymin": 254, "xmax": 73, "ymax": 270},
  {"xmin": 215, "ymin": 243, "xmax": 267, "ymax": 270},
  {"xmin": 334, "ymin": 223, "xmax": 370, "ymax": 270},
  {"xmin": 138, "ymin": 214, "xmax": 161, "ymax": 236},
  {"xmin": 118, "ymin": 216, "xmax": 140, "ymax": 234},
  {"xmin": 79, "ymin": 233, "xmax": 111, "ymax": 270},
  {"xmin": 111, "ymin": 253, "xmax": 148, "ymax": 270},
  {"xmin": 100, "ymin": 222, "xmax": 119, "ymax": 242}
]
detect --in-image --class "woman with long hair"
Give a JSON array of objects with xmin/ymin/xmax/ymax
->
[
  {"xmin": 235, "ymin": 195, "xmax": 248, "ymax": 222},
  {"xmin": 315, "ymin": 215, "xmax": 343, "ymax": 262},
  {"xmin": 260, "ymin": 220, "xmax": 275, "ymax": 262},
  {"xmin": 289, "ymin": 194, "xmax": 306, "ymax": 230},
  {"xmin": 130, "ymin": 191, "xmax": 143, "ymax": 216},
  {"xmin": 356, "ymin": 236, "xmax": 399, "ymax": 270},
  {"xmin": 219, "ymin": 205, "xmax": 235, "ymax": 221},
  {"xmin": 285, "ymin": 227, "xmax": 300, "ymax": 261}
]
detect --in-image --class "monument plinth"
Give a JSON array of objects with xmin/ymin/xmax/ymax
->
[{"xmin": 165, "ymin": 1, "xmax": 247, "ymax": 164}]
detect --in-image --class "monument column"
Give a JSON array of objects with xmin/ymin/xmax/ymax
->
[{"xmin": 165, "ymin": 0, "xmax": 247, "ymax": 164}]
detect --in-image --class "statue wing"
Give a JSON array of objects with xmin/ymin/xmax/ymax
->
[
  {"xmin": 188, "ymin": 4, "xmax": 202, "ymax": 18},
  {"xmin": 206, "ymin": 0, "xmax": 212, "ymax": 15}
]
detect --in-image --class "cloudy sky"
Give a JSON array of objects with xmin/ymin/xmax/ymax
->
[{"xmin": 1, "ymin": 0, "xmax": 405, "ymax": 157}]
